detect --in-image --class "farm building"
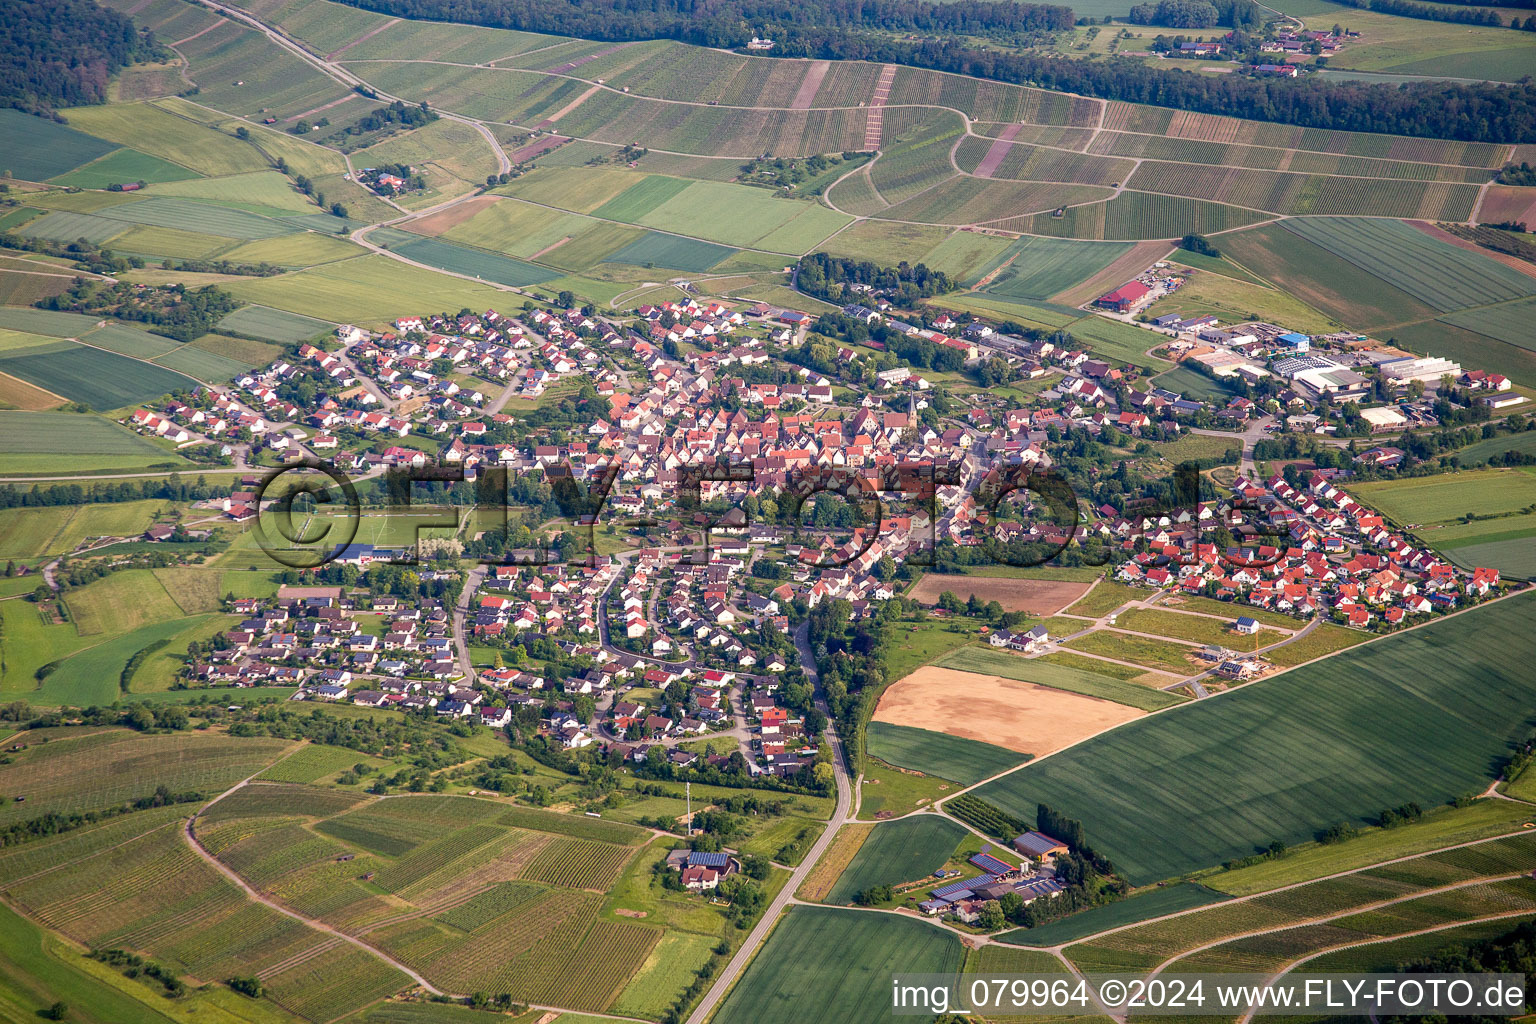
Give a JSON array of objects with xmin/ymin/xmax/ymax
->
[
  {"xmin": 1012, "ymin": 831, "xmax": 1070, "ymax": 864},
  {"xmin": 1095, "ymin": 281, "xmax": 1152, "ymax": 313}
]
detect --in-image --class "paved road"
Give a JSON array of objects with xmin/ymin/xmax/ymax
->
[{"xmin": 684, "ymin": 620, "xmax": 852, "ymax": 1024}]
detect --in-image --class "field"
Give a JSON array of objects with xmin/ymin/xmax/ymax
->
[
  {"xmin": 1, "ymin": 109, "xmax": 121, "ymax": 182},
  {"xmin": 1001, "ymin": 882, "xmax": 1230, "ymax": 946},
  {"xmin": 1263, "ymin": 622, "xmax": 1370, "ymax": 668},
  {"xmin": 1065, "ymin": 831, "xmax": 1536, "ymax": 975},
  {"xmin": 873, "ymin": 664, "xmax": 1145, "ymax": 756},
  {"xmin": 866, "ymin": 721, "xmax": 1029, "ymax": 786},
  {"xmin": 216, "ymin": 304, "xmax": 334, "ymax": 343},
  {"xmin": 1350, "ymin": 469, "xmax": 1536, "ymax": 576},
  {"xmin": 63, "ymin": 569, "xmax": 184, "ymax": 636},
  {"xmin": 825, "ymin": 815, "xmax": 969, "ymax": 905},
  {"xmin": 712, "ymin": 905, "xmax": 965, "ymax": 1024},
  {"xmin": 1061, "ymin": 630, "xmax": 1199, "ymax": 674},
  {"xmin": 0, "ymin": 729, "xmax": 290, "ymax": 826},
  {"xmin": 0, "ymin": 336, "xmax": 196, "ymax": 410},
  {"xmin": 933, "ymin": 645, "xmax": 1188, "ymax": 712},
  {"xmin": 1062, "ymin": 580, "xmax": 1141, "ymax": 618},
  {"xmin": 1114, "ymin": 607, "xmax": 1291, "ymax": 652},
  {"xmin": 0, "ymin": 411, "xmax": 171, "ymax": 459},
  {"xmin": 973, "ymin": 592, "xmax": 1536, "ymax": 885},
  {"xmin": 603, "ymin": 232, "xmax": 736, "ymax": 273},
  {"xmin": 1281, "ymin": 218, "xmax": 1536, "ymax": 313},
  {"xmin": 972, "ymin": 236, "xmax": 1132, "ymax": 299},
  {"xmin": 907, "ymin": 574, "xmax": 1090, "ymax": 614}
]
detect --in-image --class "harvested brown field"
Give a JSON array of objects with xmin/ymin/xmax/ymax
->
[
  {"xmin": 873, "ymin": 666, "xmax": 1144, "ymax": 755},
  {"xmin": 907, "ymin": 574, "xmax": 1090, "ymax": 615},
  {"xmin": 509, "ymin": 134, "xmax": 570, "ymax": 162},
  {"xmin": 1476, "ymin": 185, "xmax": 1536, "ymax": 229},
  {"xmin": 796, "ymin": 823, "xmax": 873, "ymax": 902},
  {"xmin": 404, "ymin": 195, "xmax": 500, "ymax": 236},
  {"xmin": 1051, "ymin": 238, "xmax": 1174, "ymax": 305},
  {"xmin": 0, "ymin": 370, "xmax": 64, "ymax": 410}
]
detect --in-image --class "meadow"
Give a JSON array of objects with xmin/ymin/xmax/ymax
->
[
  {"xmin": 865, "ymin": 720, "xmax": 1029, "ymax": 786},
  {"xmin": 973, "ymin": 592, "xmax": 1536, "ymax": 884},
  {"xmin": 712, "ymin": 905, "xmax": 965, "ymax": 1024}
]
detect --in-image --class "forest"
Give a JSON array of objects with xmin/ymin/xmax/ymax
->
[
  {"xmin": 3, "ymin": 0, "xmax": 160, "ymax": 115},
  {"xmin": 332, "ymin": 0, "xmax": 1536, "ymax": 141}
]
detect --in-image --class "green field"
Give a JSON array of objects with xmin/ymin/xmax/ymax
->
[
  {"xmin": 0, "ymin": 411, "xmax": 170, "ymax": 457},
  {"xmin": 0, "ymin": 337, "xmax": 196, "ymax": 410},
  {"xmin": 51, "ymin": 147, "xmax": 201, "ymax": 189},
  {"xmin": 216, "ymin": 304, "xmax": 334, "ymax": 343},
  {"xmin": 974, "ymin": 592, "xmax": 1536, "ymax": 884},
  {"xmin": 0, "ymin": 108, "xmax": 119, "ymax": 182},
  {"xmin": 826, "ymin": 814, "xmax": 969, "ymax": 904},
  {"xmin": 1280, "ymin": 218, "xmax": 1536, "ymax": 314},
  {"xmin": 383, "ymin": 235, "xmax": 562, "ymax": 288},
  {"xmin": 1442, "ymin": 296, "xmax": 1536, "ymax": 354},
  {"xmin": 713, "ymin": 905, "xmax": 965, "ymax": 1024},
  {"xmin": 1351, "ymin": 469, "xmax": 1536, "ymax": 548},
  {"xmin": 973, "ymin": 236, "xmax": 1132, "ymax": 299},
  {"xmin": 866, "ymin": 721, "xmax": 1029, "ymax": 786},
  {"xmin": 1000, "ymin": 883, "xmax": 1230, "ymax": 946},
  {"xmin": 602, "ymin": 231, "xmax": 736, "ymax": 272},
  {"xmin": 934, "ymin": 644, "xmax": 1188, "ymax": 711}
]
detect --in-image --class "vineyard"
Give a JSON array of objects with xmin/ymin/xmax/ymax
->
[{"xmin": 520, "ymin": 836, "xmax": 636, "ymax": 890}]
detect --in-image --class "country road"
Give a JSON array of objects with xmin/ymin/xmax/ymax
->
[{"xmin": 683, "ymin": 620, "xmax": 853, "ymax": 1024}]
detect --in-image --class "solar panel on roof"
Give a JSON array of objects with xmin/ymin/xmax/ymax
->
[
  {"xmin": 931, "ymin": 877, "xmax": 984, "ymax": 900},
  {"xmin": 970, "ymin": 853, "xmax": 1013, "ymax": 875},
  {"xmin": 688, "ymin": 851, "xmax": 730, "ymax": 869}
]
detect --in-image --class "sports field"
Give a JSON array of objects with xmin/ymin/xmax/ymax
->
[
  {"xmin": 973, "ymin": 592, "xmax": 1536, "ymax": 884},
  {"xmin": 866, "ymin": 721, "xmax": 1029, "ymax": 786},
  {"xmin": 713, "ymin": 906, "xmax": 965, "ymax": 1024}
]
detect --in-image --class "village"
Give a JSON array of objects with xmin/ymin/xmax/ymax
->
[{"xmin": 118, "ymin": 249, "xmax": 1527, "ymax": 770}]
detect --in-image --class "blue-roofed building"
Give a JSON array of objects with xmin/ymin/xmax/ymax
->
[
  {"xmin": 930, "ymin": 877, "xmax": 983, "ymax": 901},
  {"xmin": 1277, "ymin": 332, "xmax": 1311, "ymax": 353},
  {"xmin": 969, "ymin": 851, "xmax": 1019, "ymax": 878},
  {"xmin": 1014, "ymin": 877, "xmax": 1066, "ymax": 905},
  {"xmin": 687, "ymin": 851, "xmax": 732, "ymax": 870}
]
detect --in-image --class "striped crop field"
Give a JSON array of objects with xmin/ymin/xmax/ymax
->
[
  {"xmin": 973, "ymin": 592, "xmax": 1536, "ymax": 885},
  {"xmin": 1280, "ymin": 217, "xmax": 1536, "ymax": 312}
]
